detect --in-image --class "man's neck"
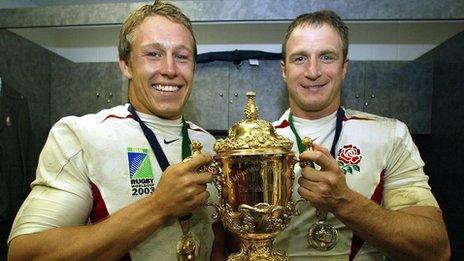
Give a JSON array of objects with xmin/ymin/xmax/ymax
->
[
  {"xmin": 128, "ymin": 96, "xmax": 182, "ymax": 121},
  {"xmin": 290, "ymin": 103, "xmax": 339, "ymax": 120}
]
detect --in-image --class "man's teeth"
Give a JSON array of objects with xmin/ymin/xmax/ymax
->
[
  {"xmin": 153, "ymin": 85, "xmax": 179, "ymax": 92},
  {"xmin": 303, "ymin": 84, "xmax": 323, "ymax": 89}
]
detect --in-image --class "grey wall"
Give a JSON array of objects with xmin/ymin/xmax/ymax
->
[
  {"xmin": 50, "ymin": 61, "xmax": 124, "ymax": 123},
  {"xmin": 414, "ymin": 30, "xmax": 464, "ymax": 260},
  {"xmin": 185, "ymin": 60, "xmax": 288, "ymax": 131},
  {"xmin": 0, "ymin": 29, "xmax": 126, "ymax": 157},
  {"xmin": 343, "ymin": 61, "xmax": 433, "ymax": 134},
  {"xmin": 0, "ymin": 30, "xmax": 54, "ymax": 259},
  {"xmin": 0, "ymin": 29, "xmax": 52, "ymax": 165}
]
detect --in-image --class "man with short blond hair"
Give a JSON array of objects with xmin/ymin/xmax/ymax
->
[{"xmin": 8, "ymin": 1, "xmax": 223, "ymax": 260}]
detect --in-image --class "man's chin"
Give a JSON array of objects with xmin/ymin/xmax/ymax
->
[{"xmin": 152, "ymin": 108, "xmax": 183, "ymax": 120}]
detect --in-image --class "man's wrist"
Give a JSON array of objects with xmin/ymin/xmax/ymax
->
[
  {"xmin": 332, "ymin": 189, "xmax": 365, "ymax": 218},
  {"xmin": 146, "ymin": 194, "xmax": 171, "ymax": 224}
]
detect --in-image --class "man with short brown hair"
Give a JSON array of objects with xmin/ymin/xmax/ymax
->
[{"xmin": 273, "ymin": 10, "xmax": 451, "ymax": 260}]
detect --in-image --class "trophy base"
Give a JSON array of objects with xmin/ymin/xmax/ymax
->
[{"xmin": 228, "ymin": 237, "xmax": 287, "ymax": 261}]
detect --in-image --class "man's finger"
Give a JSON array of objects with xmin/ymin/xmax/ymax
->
[
  {"xmin": 300, "ymin": 146, "xmax": 339, "ymax": 173},
  {"xmin": 182, "ymin": 153, "xmax": 213, "ymax": 172},
  {"xmin": 191, "ymin": 171, "xmax": 214, "ymax": 184},
  {"xmin": 298, "ymin": 175, "xmax": 319, "ymax": 190}
]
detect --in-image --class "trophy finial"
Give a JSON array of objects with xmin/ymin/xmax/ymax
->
[
  {"xmin": 244, "ymin": 91, "xmax": 259, "ymax": 120},
  {"xmin": 183, "ymin": 140, "xmax": 203, "ymax": 163},
  {"xmin": 302, "ymin": 137, "xmax": 313, "ymax": 150},
  {"xmin": 214, "ymin": 91, "xmax": 294, "ymax": 152},
  {"xmin": 191, "ymin": 140, "xmax": 203, "ymax": 156}
]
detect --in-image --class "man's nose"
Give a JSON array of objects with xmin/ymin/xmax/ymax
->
[
  {"xmin": 305, "ymin": 59, "xmax": 322, "ymax": 79},
  {"xmin": 160, "ymin": 56, "xmax": 177, "ymax": 78}
]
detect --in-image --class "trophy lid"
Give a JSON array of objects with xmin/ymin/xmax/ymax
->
[{"xmin": 214, "ymin": 91, "xmax": 293, "ymax": 155}]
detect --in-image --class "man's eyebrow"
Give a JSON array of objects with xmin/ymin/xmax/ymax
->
[
  {"xmin": 319, "ymin": 48, "xmax": 340, "ymax": 56},
  {"xmin": 289, "ymin": 50, "xmax": 339, "ymax": 58},
  {"xmin": 140, "ymin": 42, "xmax": 162, "ymax": 49},
  {"xmin": 140, "ymin": 42, "xmax": 193, "ymax": 53},
  {"xmin": 288, "ymin": 50, "xmax": 307, "ymax": 57}
]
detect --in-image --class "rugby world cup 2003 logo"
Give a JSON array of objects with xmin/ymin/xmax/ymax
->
[
  {"xmin": 337, "ymin": 144, "xmax": 362, "ymax": 175},
  {"xmin": 127, "ymin": 147, "xmax": 155, "ymax": 196}
]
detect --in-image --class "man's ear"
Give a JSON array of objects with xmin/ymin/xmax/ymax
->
[
  {"xmin": 342, "ymin": 59, "xmax": 349, "ymax": 80},
  {"xmin": 119, "ymin": 59, "xmax": 132, "ymax": 80},
  {"xmin": 280, "ymin": 60, "xmax": 286, "ymax": 82}
]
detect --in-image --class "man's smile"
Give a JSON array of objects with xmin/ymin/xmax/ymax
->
[
  {"xmin": 152, "ymin": 84, "xmax": 182, "ymax": 92},
  {"xmin": 300, "ymin": 83, "xmax": 326, "ymax": 90}
]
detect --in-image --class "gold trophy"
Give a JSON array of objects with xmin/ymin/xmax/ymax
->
[{"xmin": 204, "ymin": 91, "xmax": 311, "ymax": 260}]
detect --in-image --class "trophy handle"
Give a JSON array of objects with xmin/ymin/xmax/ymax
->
[
  {"xmin": 204, "ymin": 159, "xmax": 223, "ymax": 221},
  {"xmin": 186, "ymin": 140, "xmax": 222, "ymax": 176},
  {"xmin": 185, "ymin": 141, "xmax": 223, "ymax": 221}
]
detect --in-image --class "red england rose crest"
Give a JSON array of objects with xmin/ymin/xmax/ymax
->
[{"xmin": 337, "ymin": 144, "xmax": 362, "ymax": 175}]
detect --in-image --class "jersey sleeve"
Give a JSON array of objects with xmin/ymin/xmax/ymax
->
[
  {"xmin": 382, "ymin": 121, "xmax": 439, "ymax": 210},
  {"xmin": 8, "ymin": 118, "xmax": 93, "ymax": 243}
]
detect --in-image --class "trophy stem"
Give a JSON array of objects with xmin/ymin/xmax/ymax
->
[{"xmin": 228, "ymin": 236, "xmax": 287, "ymax": 261}]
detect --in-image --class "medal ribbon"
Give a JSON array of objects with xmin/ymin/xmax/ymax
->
[
  {"xmin": 288, "ymin": 107, "xmax": 344, "ymax": 158},
  {"xmin": 128, "ymin": 104, "xmax": 192, "ymax": 221}
]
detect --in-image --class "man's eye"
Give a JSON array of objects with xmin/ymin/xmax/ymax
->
[
  {"xmin": 147, "ymin": 52, "xmax": 161, "ymax": 58},
  {"xmin": 176, "ymin": 54, "xmax": 188, "ymax": 60},
  {"xmin": 292, "ymin": 56, "xmax": 306, "ymax": 64},
  {"xmin": 321, "ymin": 55, "xmax": 334, "ymax": 62}
]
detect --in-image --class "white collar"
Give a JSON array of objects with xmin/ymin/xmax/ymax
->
[
  {"xmin": 136, "ymin": 110, "xmax": 183, "ymax": 138},
  {"xmin": 292, "ymin": 110, "xmax": 337, "ymax": 135}
]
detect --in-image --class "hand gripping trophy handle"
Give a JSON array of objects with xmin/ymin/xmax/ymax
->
[{"xmin": 299, "ymin": 137, "xmax": 339, "ymax": 251}]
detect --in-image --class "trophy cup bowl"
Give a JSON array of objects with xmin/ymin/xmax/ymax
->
[{"xmin": 206, "ymin": 91, "xmax": 303, "ymax": 260}]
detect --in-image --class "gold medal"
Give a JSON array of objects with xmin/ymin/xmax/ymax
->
[{"xmin": 176, "ymin": 219, "xmax": 198, "ymax": 261}]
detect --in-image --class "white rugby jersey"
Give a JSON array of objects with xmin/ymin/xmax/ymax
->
[
  {"xmin": 272, "ymin": 108, "xmax": 439, "ymax": 261},
  {"xmin": 8, "ymin": 104, "xmax": 217, "ymax": 261}
]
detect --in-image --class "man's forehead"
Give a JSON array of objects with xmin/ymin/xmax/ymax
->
[
  {"xmin": 288, "ymin": 24, "xmax": 342, "ymax": 49},
  {"xmin": 292, "ymin": 23, "xmax": 338, "ymax": 37}
]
